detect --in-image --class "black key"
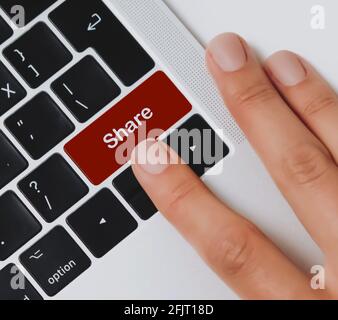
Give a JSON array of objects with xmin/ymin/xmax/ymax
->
[
  {"xmin": 0, "ymin": 264, "xmax": 43, "ymax": 300},
  {"xmin": 49, "ymin": 0, "xmax": 154, "ymax": 86},
  {"xmin": 0, "ymin": 14, "xmax": 12, "ymax": 44},
  {"xmin": 113, "ymin": 115, "xmax": 229, "ymax": 220},
  {"xmin": 0, "ymin": 191, "xmax": 41, "ymax": 261},
  {"xmin": 18, "ymin": 154, "xmax": 89, "ymax": 223},
  {"xmin": 0, "ymin": 61, "xmax": 26, "ymax": 117},
  {"xmin": 3, "ymin": 22, "xmax": 72, "ymax": 88},
  {"xmin": 67, "ymin": 189, "xmax": 138, "ymax": 258},
  {"xmin": 0, "ymin": 0, "xmax": 57, "ymax": 25},
  {"xmin": 0, "ymin": 131, "xmax": 27, "ymax": 190},
  {"xmin": 5, "ymin": 92, "xmax": 74, "ymax": 160},
  {"xmin": 113, "ymin": 167, "xmax": 157, "ymax": 220},
  {"xmin": 20, "ymin": 226, "xmax": 91, "ymax": 297},
  {"xmin": 52, "ymin": 55, "xmax": 121, "ymax": 123},
  {"xmin": 166, "ymin": 114, "xmax": 230, "ymax": 177}
]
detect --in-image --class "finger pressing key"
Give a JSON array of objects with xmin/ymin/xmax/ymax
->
[{"xmin": 131, "ymin": 139, "xmax": 318, "ymax": 299}]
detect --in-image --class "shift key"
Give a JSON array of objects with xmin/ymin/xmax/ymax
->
[{"xmin": 65, "ymin": 72, "xmax": 192, "ymax": 185}]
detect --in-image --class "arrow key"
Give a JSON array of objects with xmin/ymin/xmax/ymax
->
[
  {"xmin": 67, "ymin": 189, "xmax": 138, "ymax": 258},
  {"xmin": 165, "ymin": 114, "xmax": 230, "ymax": 177}
]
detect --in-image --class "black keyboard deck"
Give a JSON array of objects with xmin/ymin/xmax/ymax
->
[{"xmin": 0, "ymin": 0, "xmax": 229, "ymax": 299}]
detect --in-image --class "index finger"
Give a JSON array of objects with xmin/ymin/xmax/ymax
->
[{"xmin": 131, "ymin": 139, "xmax": 317, "ymax": 299}]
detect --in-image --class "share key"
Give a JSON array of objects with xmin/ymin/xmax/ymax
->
[{"xmin": 65, "ymin": 72, "xmax": 192, "ymax": 185}]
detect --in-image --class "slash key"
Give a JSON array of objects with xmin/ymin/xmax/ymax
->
[
  {"xmin": 18, "ymin": 154, "xmax": 89, "ymax": 223},
  {"xmin": 52, "ymin": 56, "xmax": 121, "ymax": 123}
]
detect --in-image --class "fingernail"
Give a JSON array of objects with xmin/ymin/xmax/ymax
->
[
  {"xmin": 131, "ymin": 139, "xmax": 170, "ymax": 175},
  {"xmin": 266, "ymin": 51, "xmax": 307, "ymax": 87},
  {"xmin": 208, "ymin": 33, "xmax": 247, "ymax": 72}
]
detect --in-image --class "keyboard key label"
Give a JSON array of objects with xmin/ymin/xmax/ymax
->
[
  {"xmin": 3, "ymin": 23, "xmax": 72, "ymax": 88},
  {"xmin": 5, "ymin": 93, "xmax": 74, "ymax": 160},
  {"xmin": 102, "ymin": 107, "xmax": 154, "ymax": 149},
  {"xmin": 18, "ymin": 154, "xmax": 89, "ymax": 223},
  {"xmin": 20, "ymin": 226, "xmax": 91, "ymax": 297},
  {"xmin": 65, "ymin": 72, "xmax": 192, "ymax": 185},
  {"xmin": 0, "ymin": 61, "xmax": 26, "ymax": 117},
  {"xmin": 49, "ymin": 0, "xmax": 154, "ymax": 86}
]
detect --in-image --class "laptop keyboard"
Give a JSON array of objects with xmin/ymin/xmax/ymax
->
[{"xmin": 0, "ymin": 0, "xmax": 229, "ymax": 298}]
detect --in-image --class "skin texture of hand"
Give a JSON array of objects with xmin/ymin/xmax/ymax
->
[{"xmin": 131, "ymin": 33, "xmax": 338, "ymax": 300}]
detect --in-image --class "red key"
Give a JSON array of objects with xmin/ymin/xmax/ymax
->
[{"xmin": 65, "ymin": 72, "xmax": 192, "ymax": 185}]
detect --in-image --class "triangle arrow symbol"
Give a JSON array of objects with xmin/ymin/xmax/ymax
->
[
  {"xmin": 87, "ymin": 23, "xmax": 96, "ymax": 31},
  {"xmin": 99, "ymin": 218, "xmax": 107, "ymax": 225},
  {"xmin": 190, "ymin": 145, "xmax": 197, "ymax": 152}
]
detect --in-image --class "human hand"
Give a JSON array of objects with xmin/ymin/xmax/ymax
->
[{"xmin": 131, "ymin": 33, "xmax": 338, "ymax": 299}]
